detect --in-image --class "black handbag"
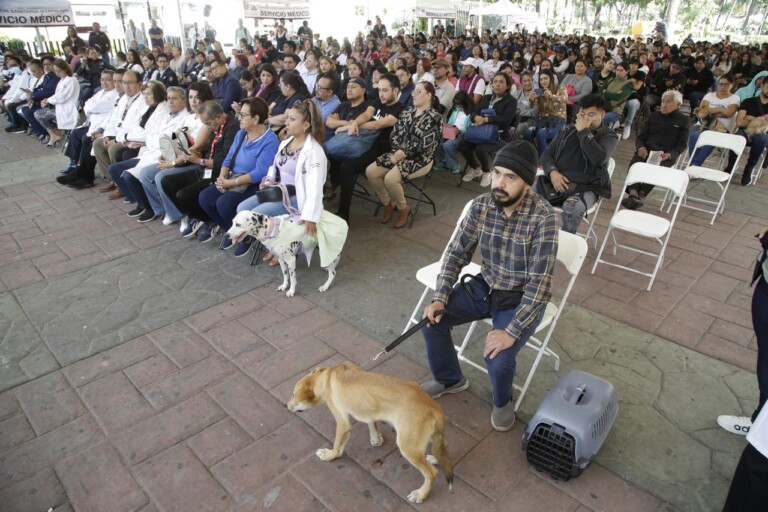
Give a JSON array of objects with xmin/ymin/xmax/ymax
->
[
  {"xmin": 539, "ymin": 174, "xmax": 578, "ymax": 206},
  {"xmin": 460, "ymin": 274, "xmax": 524, "ymax": 310}
]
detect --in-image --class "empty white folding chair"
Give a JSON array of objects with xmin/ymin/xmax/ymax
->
[
  {"xmin": 404, "ymin": 210, "xmax": 589, "ymax": 411},
  {"xmin": 591, "ymin": 162, "xmax": 689, "ymax": 291},
  {"xmin": 679, "ymin": 131, "xmax": 746, "ymax": 224}
]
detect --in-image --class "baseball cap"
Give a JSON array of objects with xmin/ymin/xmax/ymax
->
[
  {"xmin": 348, "ymin": 77, "xmax": 367, "ymax": 88},
  {"xmin": 459, "ymin": 57, "xmax": 480, "ymax": 68}
]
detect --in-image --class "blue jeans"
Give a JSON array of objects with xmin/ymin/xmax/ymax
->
[
  {"xmin": 421, "ymin": 276, "xmax": 542, "ymax": 407},
  {"xmin": 753, "ymin": 277, "xmax": 768, "ymax": 421},
  {"xmin": 439, "ymin": 137, "xmax": 462, "ymax": 169},
  {"xmin": 522, "ymin": 120, "xmax": 565, "ymax": 156},
  {"xmin": 108, "ymin": 158, "xmax": 140, "ymax": 203},
  {"xmin": 138, "ymin": 163, "xmax": 196, "ymax": 221},
  {"xmin": 237, "ymin": 192, "xmax": 298, "ymax": 215},
  {"xmin": 198, "ymin": 183, "xmax": 261, "ymax": 231}
]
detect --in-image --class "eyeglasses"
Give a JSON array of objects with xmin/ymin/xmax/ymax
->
[
  {"xmin": 316, "ymin": 84, "xmax": 332, "ymax": 91},
  {"xmin": 236, "ymin": 112, "xmax": 253, "ymax": 119}
]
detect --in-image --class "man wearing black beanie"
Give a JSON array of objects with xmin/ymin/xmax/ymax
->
[{"xmin": 420, "ymin": 140, "xmax": 559, "ymax": 431}]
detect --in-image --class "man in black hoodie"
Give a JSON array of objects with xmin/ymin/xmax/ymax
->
[
  {"xmin": 621, "ymin": 90, "xmax": 689, "ymax": 210},
  {"xmin": 537, "ymin": 94, "xmax": 619, "ymax": 233}
]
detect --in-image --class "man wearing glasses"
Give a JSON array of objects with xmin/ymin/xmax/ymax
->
[
  {"xmin": 536, "ymin": 94, "xmax": 619, "ymax": 233},
  {"xmin": 209, "ymin": 57, "xmax": 241, "ymax": 114},
  {"xmin": 312, "ymin": 75, "xmax": 341, "ymax": 139},
  {"xmin": 156, "ymin": 53, "xmax": 179, "ymax": 88},
  {"xmin": 93, "ymin": 70, "xmax": 148, "ymax": 193}
]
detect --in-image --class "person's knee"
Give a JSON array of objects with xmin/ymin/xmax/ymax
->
[{"xmin": 383, "ymin": 169, "xmax": 401, "ymax": 189}]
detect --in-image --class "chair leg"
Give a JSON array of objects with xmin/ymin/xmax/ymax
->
[{"xmin": 592, "ymin": 225, "xmax": 613, "ymax": 274}]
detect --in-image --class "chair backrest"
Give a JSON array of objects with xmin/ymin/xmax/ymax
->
[
  {"xmin": 440, "ymin": 199, "xmax": 474, "ymax": 260},
  {"xmin": 607, "ymin": 157, "xmax": 616, "ymax": 178},
  {"xmin": 692, "ymin": 130, "xmax": 747, "ymax": 156},
  {"xmin": 556, "ymin": 230, "xmax": 589, "ymax": 276},
  {"xmin": 625, "ymin": 162, "xmax": 689, "ymax": 198}
]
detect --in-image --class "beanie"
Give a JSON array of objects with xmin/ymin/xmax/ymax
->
[{"xmin": 492, "ymin": 141, "xmax": 538, "ymax": 186}]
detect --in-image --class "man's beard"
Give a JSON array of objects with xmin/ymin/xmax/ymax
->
[{"xmin": 492, "ymin": 188, "xmax": 524, "ymax": 208}]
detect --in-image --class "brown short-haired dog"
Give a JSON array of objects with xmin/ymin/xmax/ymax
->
[{"xmin": 287, "ymin": 361, "xmax": 454, "ymax": 503}]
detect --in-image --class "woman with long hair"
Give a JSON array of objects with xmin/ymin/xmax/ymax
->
[
  {"xmin": 126, "ymin": 49, "xmax": 144, "ymax": 73},
  {"xmin": 35, "ymin": 59, "xmax": 80, "ymax": 147},
  {"xmin": 267, "ymin": 72, "xmax": 310, "ymax": 129},
  {"xmin": 254, "ymin": 63, "xmax": 281, "ymax": 105},
  {"xmin": 232, "ymin": 99, "xmax": 329, "ymax": 258},
  {"xmin": 522, "ymin": 69, "xmax": 568, "ymax": 155},
  {"xmin": 366, "ymin": 81, "xmax": 442, "ymax": 228},
  {"xmin": 459, "ymin": 72, "xmax": 517, "ymax": 186},
  {"xmin": 435, "ymin": 91, "xmax": 473, "ymax": 174}
]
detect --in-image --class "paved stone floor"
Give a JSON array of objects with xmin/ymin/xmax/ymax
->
[{"xmin": 0, "ymin": 126, "xmax": 765, "ymax": 512}]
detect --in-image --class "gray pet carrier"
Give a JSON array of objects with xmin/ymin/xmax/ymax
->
[{"xmin": 522, "ymin": 369, "xmax": 618, "ymax": 481}]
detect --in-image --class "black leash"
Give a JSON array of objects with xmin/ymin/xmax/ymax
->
[{"xmin": 362, "ymin": 310, "xmax": 484, "ymax": 368}]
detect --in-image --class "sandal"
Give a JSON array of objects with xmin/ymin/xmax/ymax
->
[{"xmin": 262, "ymin": 252, "xmax": 280, "ymax": 266}]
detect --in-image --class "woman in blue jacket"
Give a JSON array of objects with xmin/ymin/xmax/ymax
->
[{"xmin": 196, "ymin": 97, "xmax": 280, "ymax": 245}]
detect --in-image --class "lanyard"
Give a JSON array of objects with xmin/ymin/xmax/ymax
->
[
  {"xmin": 209, "ymin": 122, "xmax": 225, "ymax": 154},
  {"xmin": 120, "ymin": 94, "xmax": 141, "ymax": 123}
]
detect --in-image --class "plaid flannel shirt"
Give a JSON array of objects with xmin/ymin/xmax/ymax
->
[{"xmin": 433, "ymin": 191, "xmax": 559, "ymax": 340}]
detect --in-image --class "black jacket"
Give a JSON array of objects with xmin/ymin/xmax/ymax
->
[
  {"xmin": 476, "ymin": 93, "xmax": 517, "ymax": 141},
  {"xmin": 635, "ymin": 109, "xmax": 690, "ymax": 165},
  {"xmin": 76, "ymin": 58, "xmax": 109, "ymax": 88},
  {"xmin": 541, "ymin": 125, "xmax": 619, "ymax": 198}
]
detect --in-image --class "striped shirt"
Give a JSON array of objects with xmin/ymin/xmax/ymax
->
[{"xmin": 434, "ymin": 190, "xmax": 559, "ymax": 340}]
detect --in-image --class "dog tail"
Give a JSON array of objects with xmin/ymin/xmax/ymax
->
[{"xmin": 431, "ymin": 419, "xmax": 454, "ymax": 491}]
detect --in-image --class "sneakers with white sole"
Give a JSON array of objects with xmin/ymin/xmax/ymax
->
[
  {"xmin": 717, "ymin": 415, "xmax": 751, "ymax": 435},
  {"xmin": 420, "ymin": 376, "xmax": 469, "ymax": 398},
  {"xmin": 462, "ymin": 167, "xmax": 483, "ymax": 182},
  {"xmin": 622, "ymin": 124, "xmax": 632, "ymax": 140},
  {"xmin": 491, "ymin": 400, "xmax": 516, "ymax": 431},
  {"xmin": 480, "ymin": 172, "xmax": 492, "ymax": 187}
]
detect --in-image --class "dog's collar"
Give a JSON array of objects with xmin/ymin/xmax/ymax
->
[{"xmin": 266, "ymin": 217, "xmax": 280, "ymax": 240}]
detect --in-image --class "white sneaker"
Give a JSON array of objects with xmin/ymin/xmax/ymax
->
[
  {"xmin": 480, "ymin": 172, "xmax": 492, "ymax": 187},
  {"xmin": 179, "ymin": 216, "xmax": 188, "ymax": 233},
  {"xmin": 462, "ymin": 167, "xmax": 483, "ymax": 182},
  {"xmin": 162, "ymin": 215, "xmax": 174, "ymax": 226},
  {"xmin": 717, "ymin": 415, "xmax": 751, "ymax": 435},
  {"xmin": 622, "ymin": 125, "xmax": 632, "ymax": 140}
]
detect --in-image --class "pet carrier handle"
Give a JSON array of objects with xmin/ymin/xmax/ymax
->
[{"xmin": 570, "ymin": 385, "xmax": 587, "ymax": 405}]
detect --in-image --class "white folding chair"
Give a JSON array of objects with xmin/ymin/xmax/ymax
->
[
  {"xmin": 677, "ymin": 131, "xmax": 746, "ymax": 225},
  {"xmin": 579, "ymin": 157, "xmax": 615, "ymax": 248},
  {"xmin": 404, "ymin": 202, "xmax": 589, "ymax": 411},
  {"xmin": 591, "ymin": 162, "xmax": 689, "ymax": 291}
]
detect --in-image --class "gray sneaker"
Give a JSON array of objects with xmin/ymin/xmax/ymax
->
[
  {"xmin": 491, "ymin": 400, "xmax": 516, "ymax": 431},
  {"xmin": 421, "ymin": 376, "xmax": 469, "ymax": 398}
]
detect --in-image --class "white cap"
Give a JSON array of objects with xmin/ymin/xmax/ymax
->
[{"xmin": 459, "ymin": 58, "xmax": 481, "ymax": 68}]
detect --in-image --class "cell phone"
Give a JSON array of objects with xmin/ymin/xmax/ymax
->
[{"xmin": 534, "ymin": 88, "xmax": 544, "ymax": 95}]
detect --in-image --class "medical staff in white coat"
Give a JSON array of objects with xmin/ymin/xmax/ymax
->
[{"xmin": 35, "ymin": 59, "xmax": 80, "ymax": 147}]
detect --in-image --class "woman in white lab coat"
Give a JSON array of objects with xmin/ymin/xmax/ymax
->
[{"xmin": 35, "ymin": 58, "xmax": 80, "ymax": 147}]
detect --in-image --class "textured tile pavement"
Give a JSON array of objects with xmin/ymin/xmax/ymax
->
[{"xmin": 0, "ymin": 127, "xmax": 764, "ymax": 512}]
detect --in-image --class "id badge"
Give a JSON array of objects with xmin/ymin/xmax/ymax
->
[{"xmin": 203, "ymin": 168, "xmax": 212, "ymax": 180}]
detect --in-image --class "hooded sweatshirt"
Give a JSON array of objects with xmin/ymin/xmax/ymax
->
[{"xmin": 736, "ymin": 70, "xmax": 768, "ymax": 102}]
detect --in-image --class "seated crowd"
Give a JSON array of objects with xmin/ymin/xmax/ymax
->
[{"xmin": 2, "ymin": 21, "xmax": 768, "ymax": 248}]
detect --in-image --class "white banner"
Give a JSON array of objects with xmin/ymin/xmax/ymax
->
[
  {"xmin": 415, "ymin": 8, "xmax": 457, "ymax": 19},
  {"xmin": 245, "ymin": 5, "xmax": 311, "ymax": 19},
  {"xmin": 0, "ymin": 1, "xmax": 74, "ymax": 27}
]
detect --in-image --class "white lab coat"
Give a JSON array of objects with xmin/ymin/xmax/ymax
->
[
  {"xmin": 2, "ymin": 69, "xmax": 31, "ymax": 103},
  {"xmin": 265, "ymin": 136, "xmax": 327, "ymax": 224},
  {"xmin": 127, "ymin": 104, "xmax": 190, "ymax": 178},
  {"xmin": 125, "ymin": 25, "xmax": 147, "ymax": 47},
  {"xmin": 82, "ymin": 88, "xmax": 119, "ymax": 131},
  {"xmin": 103, "ymin": 92, "xmax": 149, "ymax": 143},
  {"xmin": 46, "ymin": 76, "xmax": 80, "ymax": 130}
]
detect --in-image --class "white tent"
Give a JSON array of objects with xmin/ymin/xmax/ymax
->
[
  {"xmin": 469, "ymin": 0, "xmax": 541, "ymax": 32},
  {"xmin": 0, "ymin": 0, "xmax": 74, "ymax": 28}
]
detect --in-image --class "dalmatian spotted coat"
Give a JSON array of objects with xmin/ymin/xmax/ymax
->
[{"xmin": 227, "ymin": 210, "xmax": 341, "ymax": 298}]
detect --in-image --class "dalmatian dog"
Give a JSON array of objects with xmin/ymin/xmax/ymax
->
[{"xmin": 227, "ymin": 210, "xmax": 342, "ymax": 298}]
